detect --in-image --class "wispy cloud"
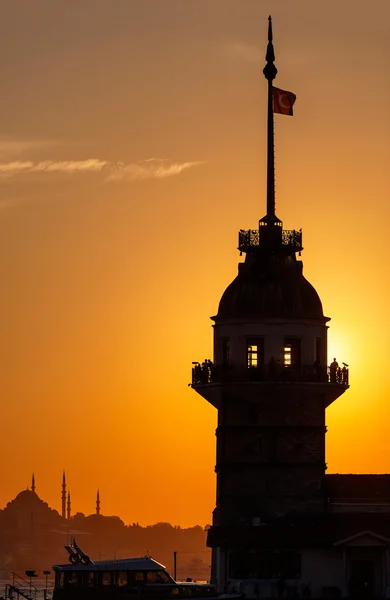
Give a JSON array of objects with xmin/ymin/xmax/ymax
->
[
  {"xmin": 0, "ymin": 159, "xmax": 107, "ymax": 176},
  {"xmin": 105, "ymin": 159, "xmax": 203, "ymax": 182},
  {"xmin": 0, "ymin": 158, "xmax": 202, "ymax": 182},
  {"xmin": 221, "ymin": 42, "xmax": 262, "ymax": 63}
]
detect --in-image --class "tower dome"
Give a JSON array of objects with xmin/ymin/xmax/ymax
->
[{"xmin": 218, "ymin": 253, "xmax": 324, "ymax": 320}]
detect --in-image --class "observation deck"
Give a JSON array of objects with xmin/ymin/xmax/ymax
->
[
  {"xmin": 191, "ymin": 362, "xmax": 349, "ymax": 387},
  {"xmin": 238, "ymin": 228, "xmax": 303, "ymax": 254}
]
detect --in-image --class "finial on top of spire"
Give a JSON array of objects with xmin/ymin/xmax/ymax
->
[
  {"xmin": 268, "ymin": 15, "xmax": 273, "ymax": 42},
  {"xmin": 263, "ymin": 15, "xmax": 277, "ymax": 81}
]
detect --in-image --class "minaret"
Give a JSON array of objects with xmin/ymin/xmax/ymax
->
[
  {"xmin": 96, "ymin": 489, "xmax": 100, "ymax": 515},
  {"xmin": 67, "ymin": 491, "xmax": 71, "ymax": 520},
  {"xmin": 191, "ymin": 17, "xmax": 349, "ymax": 592},
  {"xmin": 61, "ymin": 471, "xmax": 66, "ymax": 519},
  {"xmin": 31, "ymin": 473, "xmax": 36, "ymax": 494}
]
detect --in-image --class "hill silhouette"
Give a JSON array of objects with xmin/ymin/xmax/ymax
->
[{"xmin": 0, "ymin": 491, "xmax": 210, "ymax": 581}]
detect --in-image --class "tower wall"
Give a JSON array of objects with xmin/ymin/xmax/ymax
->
[
  {"xmin": 213, "ymin": 384, "xmax": 327, "ymax": 524},
  {"xmin": 213, "ymin": 318, "xmax": 328, "ymax": 367}
]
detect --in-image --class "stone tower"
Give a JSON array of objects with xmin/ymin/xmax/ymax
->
[{"xmin": 191, "ymin": 17, "xmax": 349, "ymax": 591}]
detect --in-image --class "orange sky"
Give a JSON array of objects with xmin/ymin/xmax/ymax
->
[{"xmin": 0, "ymin": 0, "xmax": 389, "ymax": 528}]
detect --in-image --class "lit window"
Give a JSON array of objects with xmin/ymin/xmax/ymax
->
[
  {"xmin": 283, "ymin": 338, "xmax": 301, "ymax": 366},
  {"xmin": 247, "ymin": 339, "xmax": 264, "ymax": 368},
  {"xmin": 248, "ymin": 345, "xmax": 258, "ymax": 367},
  {"xmin": 102, "ymin": 572, "xmax": 112, "ymax": 586},
  {"xmin": 284, "ymin": 345, "xmax": 292, "ymax": 366}
]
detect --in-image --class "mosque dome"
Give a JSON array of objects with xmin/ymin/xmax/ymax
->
[{"xmin": 217, "ymin": 254, "xmax": 324, "ymax": 320}]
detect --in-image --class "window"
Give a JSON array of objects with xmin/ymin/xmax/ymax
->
[
  {"xmin": 116, "ymin": 572, "xmax": 127, "ymax": 587},
  {"xmin": 65, "ymin": 572, "xmax": 79, "ymax": 586},
  {"xmin": 147, "ymin": 571, "xmax": 171, "ymax": 583},
  {"xmin": 55, "ymin": 573, "xmax": 64, "ymax": 589},
  {"xmin": 247, "ymin": 339, "xmax": 264, "ymax": 368},
  {"xmin": 284, "ymin": 344, "xmax": 292, "ymax": 366},
  {"xmin": 81, "ymin": 572, "xmax": 95, "ymax": 587},
  {"xmin": 283, "ymin": 338, "xmax": 301, "ymax": 366},
  {"xmin": 156, "ymin": 571, "xmax": 173, "ymax": 583},
  {"xmin": 222, "ymin": 339, "xmax": 230, "ymax": 365},
  {"xmin": 130, "ymin": 572, "xmax": 144, "ymax": 583},
  {"xmin": 101, "ymin": 572, "xmax": 112, "ymax": 586}
]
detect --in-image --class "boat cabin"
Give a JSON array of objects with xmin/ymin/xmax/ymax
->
[{"xmin": 53, "ymin": 556, "xmax": 215, "ymax": 600}]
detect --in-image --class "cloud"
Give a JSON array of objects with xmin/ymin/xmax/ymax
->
[
  {"xmin": 105, "ymin": 159, "xmax": 203, "ymax": 182},
  {"xmin": 221, "ymin": 42, "xmax": 262, "ymax": 63},
  {"xmin": 0, "ymin": 159, "xmax": 107, "ymax": 176},
  {"xmin": 0, "ymin": 158, "xmax": 202, "ymax": 181}
]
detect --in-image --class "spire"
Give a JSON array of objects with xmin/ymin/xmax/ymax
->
[
  {"xmin": 61, "ymin": 471, "xmax": 66, "ymax": 519},
  {"xmin": 96, "ymin": 489, "xmax": 100, "ymax": 515},
  {"xmin": 67, "ymin": 490, "xmax": 71, "ymax": 520},
  {"xmin": 31, "ymin": 473, "xmax": 36, "ymax": 494},
  {"xmin": 262, "ymin": 16, "xmax": 278, "ymax": 223}
]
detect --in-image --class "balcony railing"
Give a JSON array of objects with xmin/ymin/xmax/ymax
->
[
  {"xmin": 191, "ymin": 361, "xmax": 349, "ymax": 386},
  {"xmin": 238, "ymin": 228, "xmax": 303, "ymax": 253}
]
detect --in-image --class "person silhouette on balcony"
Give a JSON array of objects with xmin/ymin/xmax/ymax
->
[
  {"xmin": 329, "ymin": 358, "xmax": 339, "ymax": 383},
  {"xmin": 194, "ymin": 363, "xmax": 202, "ymax": 384},
  {"xmin": 201, "ymin": 361, "xmax": 209, "ymax": 383},
  {"xmin": 207, "ymin": 359, "xmax": 215, "ymax": 382}
]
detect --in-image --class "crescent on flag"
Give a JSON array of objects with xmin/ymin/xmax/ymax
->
[{"xmin": 273, "ymin": 87, "xmax": 297, "ymax": 116}]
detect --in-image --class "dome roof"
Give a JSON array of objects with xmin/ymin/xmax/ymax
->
[{"xmin": 217, "ymin": 254, "xmax": 324, "ymax": 319}]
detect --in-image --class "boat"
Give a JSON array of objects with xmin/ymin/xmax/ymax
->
[{"xmin": 52, "ymin": 539, "xmax": 219, "ymax": 600}]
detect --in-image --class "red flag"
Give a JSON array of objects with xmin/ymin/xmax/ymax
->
[{"xmin": 273, "ymin": 87, "xmax": 296, "ymax": 116}]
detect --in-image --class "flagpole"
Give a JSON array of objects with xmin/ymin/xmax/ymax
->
[{"xmin": 263, "ymin": 16, "xmax": 278, "ymax": 220}]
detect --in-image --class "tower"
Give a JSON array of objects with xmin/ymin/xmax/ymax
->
[
  {"xmin": 31, "ymin": 473, "xmax": 36, "ymax": 494},
  {"xmin": 61, "ymin": 471, "xmax": 66, "ymax": 519},
  {"xmin": 67, "ymin": 490, "xmax": 71, "ymax": 520},
  {"xmin": 96, "ymin": 489, "xmax": 100, "ymax": 515},
  {"xmin": 191, "ymin": 18, "xmax": 349, "ymax": 592}
]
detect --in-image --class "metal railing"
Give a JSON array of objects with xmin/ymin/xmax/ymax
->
[
  {"xmin": 191, "ymin": 362, "xmax": 349, "ymax": 386},
  {"xmin": 238, "ymin": 228, "xmax": 303, "ymax": 253},
  {"xmin": 5, "ymin": 574, "xmax": 53, "ymax": 600},
  {"xmin": 5, "ymin": 574, "xmax": 40, "ymax": 600}
]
